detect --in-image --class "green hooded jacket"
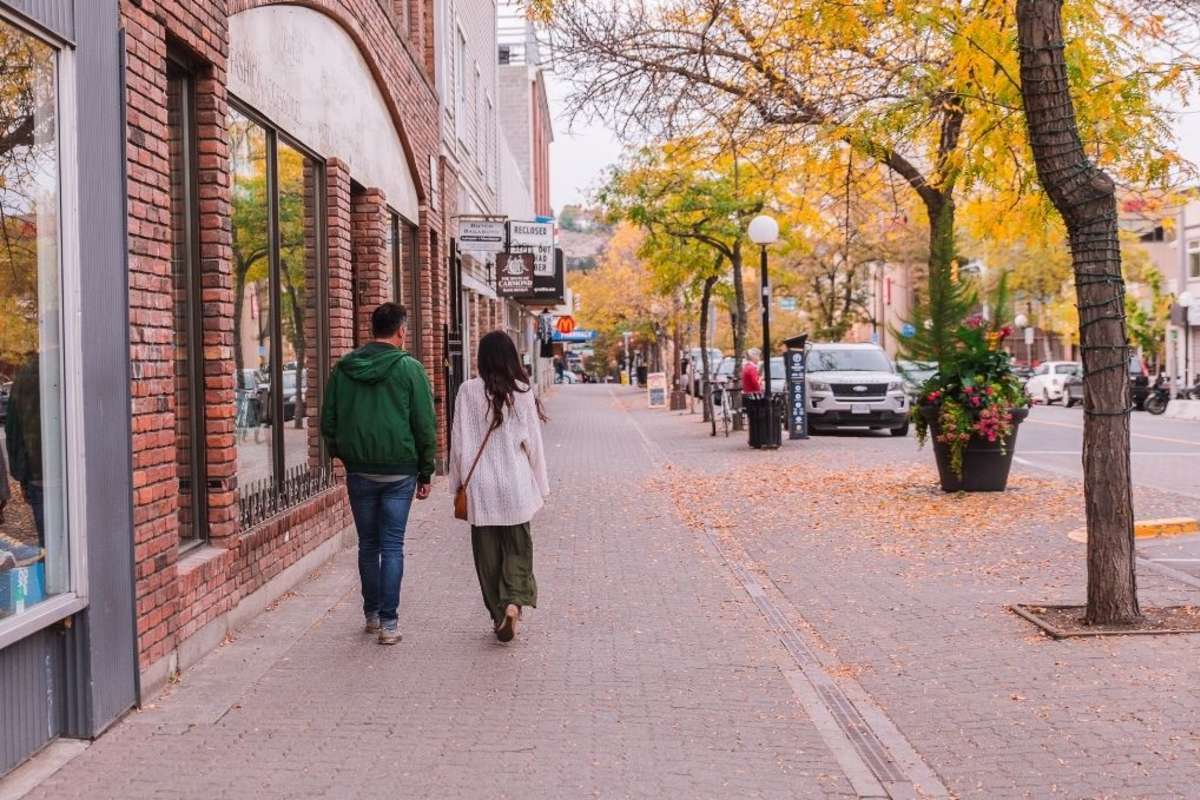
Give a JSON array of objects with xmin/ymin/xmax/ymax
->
[{"xmin": 320, "ymin": 342, "xmax": 437, "ymax": 483}]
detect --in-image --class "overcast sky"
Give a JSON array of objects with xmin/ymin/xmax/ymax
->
[{"xmin": 547, "ymin": 78, "xmax": 1200, "ymax": 212}]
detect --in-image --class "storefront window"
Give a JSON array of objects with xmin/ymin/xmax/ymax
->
[
  {"xmin": 230, "ymin": 109, "xmax": 274, "ymax": 492},
  {"xmin": 230, "ymin": 105, "xmax": 329, "ymax": 527},
  {"xmin": 276, "ymin": 140, "xmax": 321, "ymax": 478},
  {"xmin": 390, "ymin": 212, "xmax": 420, "ymax": 353},
  {"xmin": 0, "ymin": 23, "xmax": 66, "ymax": 621}
]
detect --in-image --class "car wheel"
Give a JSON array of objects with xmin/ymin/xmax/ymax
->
[
  {"xmin": 1065, "ymin": 394, "xmax": 1076, "ymax": 408},
  {"xmin": 890, "ymin": 421, "xmax": 910, "ymax": 437}
]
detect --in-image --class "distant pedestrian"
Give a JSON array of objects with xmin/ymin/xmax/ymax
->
[
  {"xmin": 321, "ymin": 303, "xmax": 436, "ymax": 645},
  {"xmin": 450, "ymin": 331, "xmax": 549, "ymax": 642},
  {"xmin": 741, "ymin": 350, "xmax": 763, "ymax": 395}
]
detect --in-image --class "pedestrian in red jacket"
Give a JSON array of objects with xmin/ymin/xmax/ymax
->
[{"xmin": 741, "ymin": 351, "xmax": 763, "ymax": 394}]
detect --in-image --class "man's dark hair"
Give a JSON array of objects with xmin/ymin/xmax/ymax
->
[{"xmin": 372, "ymin": 302, "xmax": 408, "ymax": 339}]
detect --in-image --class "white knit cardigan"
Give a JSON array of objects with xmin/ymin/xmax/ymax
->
[{"xmin": 448, "ymin": 378, "xmax": 550, "ymax": 526}]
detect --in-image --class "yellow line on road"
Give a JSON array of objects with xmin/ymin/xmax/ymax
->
[{"xmin": 1024, "ymin": 416, "xmax": 1200, "ymax": 447}]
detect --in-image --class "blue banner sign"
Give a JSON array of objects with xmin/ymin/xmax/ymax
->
[{"xmin": 552, "ymin": 329, "xmax": 597, "ymax": 343}]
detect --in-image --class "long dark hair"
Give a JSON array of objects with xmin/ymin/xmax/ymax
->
[{"xmin": 477, "ymin": 330, "xmax": 546, "ymax": 429}]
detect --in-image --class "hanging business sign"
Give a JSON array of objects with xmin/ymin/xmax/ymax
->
[
  {"xmin": 783, "ymin": 335, "xmax": 809, "ymax": 440},
  {"xmin": 459, "ymin": 219, "xmax": 507, "ymax": 253},
  {"xmin": 508, "ymin": 220, "xmax": 555, "ymax": 276},
  {"xmin": 495, "ymin": 252, "xmax": 535, "ymax": 296},
  {"xmin": 516, "ymin": 247, "xmax": 566, "ymax": 306}
]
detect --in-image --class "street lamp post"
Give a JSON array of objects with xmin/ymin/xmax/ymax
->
[
  {"xmin": 1014, "ymin": 313, "xmax": 1030, "ymax": 367},
  {"xmin": 748, "ymin": 214, "xmax": 780, "ymax": 399},
  {"xmin": 1180, "ymin": 291, "xmax": 1194, "ymax": 396}
]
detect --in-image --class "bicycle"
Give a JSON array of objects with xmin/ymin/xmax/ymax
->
[{"xmin": 710, "ymin": 380, "xmax": 739, "ymax": 437}]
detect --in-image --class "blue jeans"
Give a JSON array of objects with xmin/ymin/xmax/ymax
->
[{"xmin": 346, "ymin": 474, "xmax": 417, "ymax": 623}]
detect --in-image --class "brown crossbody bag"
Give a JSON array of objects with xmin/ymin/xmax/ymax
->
[{"xmin": 454, "ymin": 422, "xmax": 495, "ymax": 521}]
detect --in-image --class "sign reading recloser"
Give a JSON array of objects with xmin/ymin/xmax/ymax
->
[
  {"xmin": 508, "ymin": 220, "xmax": 555, "ymax": 276},
  {"xmin": 459, "ymin": 220, "xmax": 507, "ymax": 253},
  {"xmin": 496, "ymin": 252, "xmax": 535, "ymax": 296}
]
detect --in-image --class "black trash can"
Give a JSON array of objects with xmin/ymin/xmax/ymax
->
[
  {"xmin": 744, "ymin": 394, "xmax": 783, "ymax": 449},
  {"xmin": 636, "ymin": 365, "xmax": 648, "ymax": 386}
]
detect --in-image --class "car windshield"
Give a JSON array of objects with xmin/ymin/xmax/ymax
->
[
  {"xmin": 807, "ymin": 348, "xmax": 892, "ymax": 373},
  {"xmin": 896, "ymin": 360, "xmax": 937, "ymax": 382},
  {"xmin": 282, "ymin": 371, "xmax": 298, "ymax": 391},
  {"xmin": 716, "ymin": 358, "xmax": 736, "ymax": 375}
]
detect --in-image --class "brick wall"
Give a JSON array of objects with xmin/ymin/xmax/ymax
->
[
  {"xmin": 352, "ymin": 188, "xmax": 390, "ymax": 344},
  {"xmin": 122, "ymin": 0, "xmax": 446, "ymax": 672}
]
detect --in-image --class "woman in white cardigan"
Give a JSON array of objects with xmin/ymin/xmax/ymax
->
[{"xmin": 449, "ymin": 331, "xmax": 549, "ymax": 642}]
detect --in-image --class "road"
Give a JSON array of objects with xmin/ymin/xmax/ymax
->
[{"xmin": 1013, "ymin": 404, "xmax": 1200, "ymax": 499}]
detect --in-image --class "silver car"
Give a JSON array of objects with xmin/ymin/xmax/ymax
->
[{"xmin": 806, "ymin": 343, "xmax": 910, "ymax": 436}]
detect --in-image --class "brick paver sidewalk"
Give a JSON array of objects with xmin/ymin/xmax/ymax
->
[
  {"xmin": 25, "ymin": 386, "xmax": 859, "ymax": 800},
  {"xmin": 627, "ymin": 388, "xmax": 1200, "ymax": 799}
]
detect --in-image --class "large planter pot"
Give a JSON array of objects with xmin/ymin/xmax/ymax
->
[{"xmin": 919, "ymin": 405, "xmax": 1030, "ymax": 492}]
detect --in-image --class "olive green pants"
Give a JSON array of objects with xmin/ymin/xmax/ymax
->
[{"xmin": 470, "ymin": 522, "xmax": 537, "ymax": 625}]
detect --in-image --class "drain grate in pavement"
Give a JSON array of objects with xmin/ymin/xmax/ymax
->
[
  {"xmin": 617, "ymin": 389, "xmax": 948, "ymax": 799},
  {"xmin": 726, "ymin": 555, "xmax": 911, "ymax": 788}
]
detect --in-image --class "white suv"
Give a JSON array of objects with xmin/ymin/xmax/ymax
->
[
  {"xmin": 806, "ymin": 343, "xmax": 910, "ymax": 436},
  {"xmin": 1024, "ymin": 361, "xmax": 1080, "ymax": 404}
]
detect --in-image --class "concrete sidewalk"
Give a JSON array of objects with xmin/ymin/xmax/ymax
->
[{"xmin": 21, "ymin": 386, "xmax": 863, "ymax": 800}]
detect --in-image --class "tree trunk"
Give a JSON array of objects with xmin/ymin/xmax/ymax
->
[
  {"xmin": 700, "ymin": 274, "xmax": 717, "ymax": 427},
  {"xmin": 731, "ymin": 242, "xmax": 747, "ymax": 431},
  {"xmin": 1017, "ymin": 0, "xmax": 1139, "ymax": 624}
]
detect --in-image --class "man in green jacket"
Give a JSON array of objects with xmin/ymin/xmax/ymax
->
[{"xmin": 322, "ymin": 303, "xmax": 436, "ymax": 645}]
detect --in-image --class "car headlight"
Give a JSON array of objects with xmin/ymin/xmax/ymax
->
[
  {"xmin": 810, "ymin": 380, "xmax": 831, "ymax": 392},
  {"xmin": 888, "ymin": 380, "xmax": 903, "ymax": 391}
]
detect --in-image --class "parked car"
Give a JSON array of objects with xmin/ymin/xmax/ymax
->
[
  {"xmin": 764, "ymin": 356, "xmax": 785, "ymax": 395},
  {"xmin": 896, "ymin": 360, "xmax": 938, "ymax": 400},
  {"xmin": 688, "ymin": 350, "xmax": 724, "ymax": 397},
  {"xmin": 1024, "ymin": 361, "xmax": 1081, "ymax": 404},
  {"xmin": 1062, "ymin": 354, "xmax": 1152, "ymax": 409},
  {"xmin": 806, "ymin": 343, "xmax": 909, "ymax": 436}
]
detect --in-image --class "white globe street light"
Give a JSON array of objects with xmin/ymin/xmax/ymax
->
[
  {"xmin": 1013, "ymin": 314, "xmax": 1031, "ymax": 365},
  {"xmin": 748, "ymin": 214, "xmax": 780, "ymax": 448},
  {"xmin": 748, "ymin": 214, "xmax": 780, "ymax": 245}
]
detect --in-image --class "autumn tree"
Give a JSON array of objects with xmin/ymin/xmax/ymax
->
[
  {"xmin": 772, "ymin": 150, "xmax": 926, "ymax": 342},
  {"xmin": 1017, "ymin": 0, "xmax": 1142, "ymax": 623},
  {"xmin": 597, "ymin": 138, "xmax": 776, "ymax": 422},
  {"xmin": 552, "ymin": 0, "xmax": 1196, "ymax": 364}
]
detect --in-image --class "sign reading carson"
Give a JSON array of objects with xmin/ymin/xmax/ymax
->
[{"xmin": 495, "ymin": 252, "xmax": 535, "ymax": 296}]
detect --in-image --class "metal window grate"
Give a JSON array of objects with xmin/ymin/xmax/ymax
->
[{"xmin": 239, "ymin": 464, "xmax": 336, "ymax": 530}]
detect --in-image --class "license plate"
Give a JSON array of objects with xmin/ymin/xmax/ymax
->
[{"xmin": 851, "ymin": 404, "xmax": 870, "ymax": 415}]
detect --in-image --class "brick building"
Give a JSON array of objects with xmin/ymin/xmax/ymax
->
[
  {"xmin": 1, "ymin": 0, "xmax": 556, "ymax": 775},
  {"xmin": 119, "ymin": 0, "xmax": 447, "ymax": 697}
]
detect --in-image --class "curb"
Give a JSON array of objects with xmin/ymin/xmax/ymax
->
[{"xmin": 1067, "ymin": 517, "xmax": 1200, "ymax": 543}]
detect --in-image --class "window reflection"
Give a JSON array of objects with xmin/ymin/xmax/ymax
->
[
  {"xmin": 276, "ymin": 141, "xmax": 320, "ymax": 476},
  {"xmin": 0, "ymin": 24, "xmax": 65, "ymax": 620},
  {"xmin": 230, "ymin": 110, "xmax": 274, "ymax": 492}
]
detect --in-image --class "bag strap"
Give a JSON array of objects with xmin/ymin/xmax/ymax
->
[{"xmin": 461, "ymin": 422, "xmax": 495, "ymax": 490}]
